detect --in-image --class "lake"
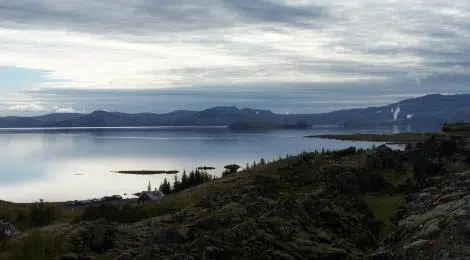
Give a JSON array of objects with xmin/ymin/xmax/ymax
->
[{"xmin": 0, "ymin": 126, "xmax": 408, "ymax": 202}]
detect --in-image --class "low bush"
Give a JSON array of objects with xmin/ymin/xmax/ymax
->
[{"xmin": 81, "ymin": 203, "xmax": 147, "ymax": 223}]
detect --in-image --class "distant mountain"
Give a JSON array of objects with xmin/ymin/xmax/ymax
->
[
  {"xmin": 0, "ymin": 94, "xmax": 468, "ymax": 128},
  {"xmin": 312, "ymin": 93, "xmax": 470, "ymax": 126}
]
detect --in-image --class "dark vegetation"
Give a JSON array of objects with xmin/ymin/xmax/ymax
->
[
  {"xmin": 310, "ymin": 133, "xmax": 435, "ymax": 143},
  {"xmin": 0, "ymin": 200, "xmax": 56, "ymax": 231},
  {"xmin": 442, "ymin": 121, "xmax": 470, "ymax": 133},
  {"xmin": 222, "ymin": 164, "xmax": 241, "ymax": 176},
  {"xmin": 2, "ymin": 123, "xmax": 470, "ymax": 259},
  {"xmin": 81, "ymin": 203, "xmax": 147, "ymax": 223},
  {"xmin": 161, "ymin": 169, "xmax": 217, "ymax": 194}
]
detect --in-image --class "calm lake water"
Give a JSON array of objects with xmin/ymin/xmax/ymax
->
[{"xmin": 0, "ymin": 126, "xmax": 411, "ymax": 202}]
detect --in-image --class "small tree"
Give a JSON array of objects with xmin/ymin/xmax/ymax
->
[
  {"xmin": 173, "ymin": 175, "xmax": 181, "ymax": 192},
  {"xmin": 189, "ymin": 171, "xmax": 196, "ymax": 186},
  {"xmin": 159, "ymin": 178, "xmax": 171, "ymax": 194},
  {"xmin": 259, "ymin": 158, "xmax": 266, "ymax": 165},
  {"xmin": 223, "ymin": 164, "xmax": 241, "ymax": 176},
  {"xmin": 181, "ymin": 170, "xmax": 189, "ymax": 190},
  {"xmin": 15, "ymin": 210, "xmax": 28, "ymax": 229},
  {"xmin": 29, "ymin": 200, "xmax": 55, "ymax": 227}
]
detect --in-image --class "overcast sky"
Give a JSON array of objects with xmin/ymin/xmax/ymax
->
[{"xmin": 1, "ymin": 0, "xmax": 470, "ymax": 115}]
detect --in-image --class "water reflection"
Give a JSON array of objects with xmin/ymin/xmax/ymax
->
[{"xmin": 0, "ymin": 127, "xmax": 389, "ymax": 202}]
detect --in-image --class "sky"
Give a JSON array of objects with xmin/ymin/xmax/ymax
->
[{"xmin": 1, "ymin": 0, "xmax": 470, "ymax": 116}]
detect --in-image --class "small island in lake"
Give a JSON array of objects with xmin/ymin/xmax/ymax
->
[
  {"xmin": 115, "ymin": 170, "xmax": 179, "ymax": 175},
  {"xmin": 229, "ymin": 121, "xmax": 311, "ymax": 131}
]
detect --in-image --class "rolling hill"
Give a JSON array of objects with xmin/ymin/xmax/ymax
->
[{"xmin": 0, "ymin": 94, "xmax": 468, "ymax": 128}]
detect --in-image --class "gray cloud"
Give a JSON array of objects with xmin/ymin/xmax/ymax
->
[
  {"xmin": 0, "ymin": 0, "xmax": 327, "ymax": 34},
  {"xmin": 0, "ymin": 0, "xmax": 470, "ymax": 107},
  {"xmin": 0, "ymin": 0, "xmax": 224, "ymax": 33},
  {"xmin": 221, "ymin": 0, "xmax": 328, "ymax": 25}
]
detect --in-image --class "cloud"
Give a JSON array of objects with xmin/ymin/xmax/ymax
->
[
  {"xmin": 52, "ymin": 106, "xmax": 78, "ymax": 113},
  {"xmin": 7, "ymin": 103, "xmax": 47, "ymax": 112},
  {"xmin": 6, "ymin": 101, "xmax": 77, "ymax": 114},
  {"xmin": 221, "ymin": 0, "xmax": 327, "ymax": 25},
  {"xmin": 0, "ymin": 0, "xmax": 468, "ymax": 93}
]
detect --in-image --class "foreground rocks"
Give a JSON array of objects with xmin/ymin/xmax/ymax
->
[{"xmin": 372, "ymin": 170, "xmax": 470, "ymax": 259}]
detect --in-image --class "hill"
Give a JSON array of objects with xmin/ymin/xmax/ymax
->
[
  {"xmin": 0, "ymin": 94, "xmax": 468, "ymax": 128},
  {"xmin": 317, "ymin": 93, "xmax": 470, "ymax": 126}
]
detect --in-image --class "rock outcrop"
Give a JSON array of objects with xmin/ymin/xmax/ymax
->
[{"xmin": 372, "ymin": 170, "xmax": 470, "ymax": 260}]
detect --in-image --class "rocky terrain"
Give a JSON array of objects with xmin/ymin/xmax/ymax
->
[
  {"xmin": 372, "ymin": 170, "xmax": 470, "ymax": 259},
  {"xmin": 2, "ymin": 124, "xmax": 470, "ymax": 260},
  {"xmin": 371, "ymin": 135, "xmax": 470, "ymax": 260}
]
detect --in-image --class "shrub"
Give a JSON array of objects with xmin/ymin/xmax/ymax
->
[
  {"xmin": 81, "ymin": 203, "xmax": 120, "ymax": 222},
  {"xmin": 331, "ymin": 147, "xmax": 357, "ymax": 159},
  {"xmin": 29, "ymin": 200, "xmax": 56, "ymax": 227},
  {"xmin": 158, "ymin": 178, "xmax": 172, "ymax": 194},
  {"xmin": 223, "ymin": 164, "xmax": 241, "ymax": 176},
  {"xmin": 7, "ymin": 230, "xmax": 47, "ymax": 260},
  {"xmin": 81, "ymin": 203, "xmax": 148, "ymax": 223}
]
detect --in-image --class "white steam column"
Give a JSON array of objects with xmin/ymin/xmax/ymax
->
[{"xmin": 393, "ymin": 105, "xmax": 401, "ymax": 121}]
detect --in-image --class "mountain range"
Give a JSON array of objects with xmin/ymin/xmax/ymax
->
[{"xmin": 0, "ymin": 94, "xmax": 469, "ymax": 128}]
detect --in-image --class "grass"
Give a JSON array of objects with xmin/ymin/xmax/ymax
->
[
  {"xmin": 308, "ymin": 133, "xmax": 438, "ymax": 143},
  {"xmin": 0, "ymin": 201, "xmax": 31, "ymax": 215},
  {"xmin": 363, "ymin": 193, "xmax": 406, "ymax": 237},
  {"xmin": 379, "ymin": 168, "xmax": 413, "ymax": 188},
  {"xmin": 142, "ymin": 183, "xmax": 221, "ymax": 217}
]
